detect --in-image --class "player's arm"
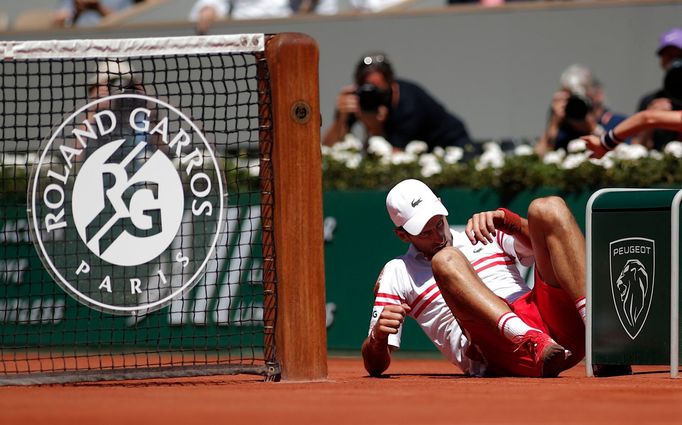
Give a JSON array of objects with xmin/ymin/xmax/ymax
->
[
  {"xmin": 361, "ymin": 303, "xmax": 410, "ymax": 377},
  {"xmin": 465, "ymin": 208, "xmax": 531, "ymax": 249}
]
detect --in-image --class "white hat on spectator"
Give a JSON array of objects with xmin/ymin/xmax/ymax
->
[{"xmin": 560, "ymin": 64, "xmax": 593, "ymax": 97}]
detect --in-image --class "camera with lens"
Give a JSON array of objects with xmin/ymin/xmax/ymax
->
[
  {"xmin": 664, "ymin": 58, "xmax": 682, "ymax": 110},
  {"xmin": 564, "ymin": 94, "xmax": 593, "ymax": 121},
  {"xmin": 356, "ymin": 83, "xmax": 391, "ymax": 113}
]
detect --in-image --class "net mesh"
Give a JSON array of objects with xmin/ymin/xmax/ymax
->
[{"xmin": 0, "ymin": 37, "xmax": 277, "ymax": 383}]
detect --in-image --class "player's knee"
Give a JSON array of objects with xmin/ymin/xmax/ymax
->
[
  {"xmin": 432, "ymin": 247, "xmax": 468, "ymax": 280},
  {"xmin": 528, "ymin": 196, "xmax": 569, "ymax": 227}
]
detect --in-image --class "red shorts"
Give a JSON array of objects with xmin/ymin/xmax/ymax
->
[{"xmin": 460, "ymin": 272, "xmax": 585, "ymax": 377}]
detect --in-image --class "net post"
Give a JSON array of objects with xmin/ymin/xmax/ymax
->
[{"xmin": 265, "ymin": 33, "xmax": 328, "ymax": 380}]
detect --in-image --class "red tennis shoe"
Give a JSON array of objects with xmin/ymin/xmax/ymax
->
[{"xmin": 515, "ymin": 330, "xmax": 571, "ymax": 378}]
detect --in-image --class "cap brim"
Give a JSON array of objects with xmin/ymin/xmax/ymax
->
[{"xmin": 402, "ymin": 200, "xmax": 449, "ymax": 236}]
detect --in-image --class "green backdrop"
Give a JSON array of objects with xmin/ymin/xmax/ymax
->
[{"xmin": 0, "ymin": 188, "xmax": 594, "ymax": 354}]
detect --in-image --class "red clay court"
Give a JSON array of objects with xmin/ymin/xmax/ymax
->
[{"xmin": 2, "ymin": 356, "xmax": 681, "ymax": 425}]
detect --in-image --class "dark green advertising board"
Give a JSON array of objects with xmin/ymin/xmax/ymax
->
[
  {"xmin": 587, "ymin": 189, "xmax": 679, "ymax": 370},
  {"xmin": 0, "ymin": 197, "xmax": 266, "ymax": 349}
]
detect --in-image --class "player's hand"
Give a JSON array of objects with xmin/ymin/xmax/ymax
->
[
  {"xmin": 465, "ymin": 210, "xmax": 505, "ymax": 245},
  {"xmin": 581, "ymin": 134, "xmax": 608, "ymax": 159},
  {"xmin": 372, "ymin": 303, "xmax": 411, "ymax": 341}
]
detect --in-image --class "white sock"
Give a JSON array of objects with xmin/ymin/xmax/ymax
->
[
  {"xmin": 496, "ymin": 311, "xmax": 540, "ymax": 343},
  {"xmin": 575, "ymin": 296, "xmax": 586, "ymax": 325}
]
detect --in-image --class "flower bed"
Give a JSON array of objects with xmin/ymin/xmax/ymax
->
[{"xmin": 322, "ymin": 135, "xmax": 682, "ymax": 197}]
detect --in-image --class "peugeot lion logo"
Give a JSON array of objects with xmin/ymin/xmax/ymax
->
[
  {"xmin": 30, "ymin": 94, "xmax": 225, "ymax": 315},
  {"xmin": 609, "ymin": 237, "xmax": 655, "ymax": 340}
]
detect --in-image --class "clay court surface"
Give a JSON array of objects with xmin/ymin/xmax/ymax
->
[{"xmin": 1, "ymin": 356, "xmax": 681, "ymax": 425}]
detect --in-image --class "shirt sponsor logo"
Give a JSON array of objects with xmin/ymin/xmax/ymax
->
[
  {"xmin": 30, "ymin": 94, "xmax": 225, "ymax": 316},
  {"xmin": 609, "ymin": 237, "xmax": 655, "ymax": 340}
]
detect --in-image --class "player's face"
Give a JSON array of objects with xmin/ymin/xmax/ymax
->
[{"xmin": 409, "ymin": 215, "xmax": 452, "ymax": 260}]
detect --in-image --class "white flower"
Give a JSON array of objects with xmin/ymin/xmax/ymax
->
[
  {"xmin": 332, "ymin": 134, "xmax": 363, "ymax": 152},
  {"xmin": 1, "ymin": 153, "xmax": 38, "ymax": 166},
  {"xmin": 476, "ymin": 148, "xmax": 504, "ymax": 170},
  {"xmin": 329, "ymin": 150, "xmax": 363, "ymax": 169},
  {"xmin": 566, "ymin": 139, "xmax": 587, "ymax": 153},
  {"xmin": 543, "ymin": 149, "xmax": 566, "ymax": 165},
  {"xmin": 329, "ymin": 149, "xmax": 349, "ymax": 162},
  {"xmin": 418, "ymin": 153, "xmax": 442, "ymax": 177},
  {"xmin": 418, "ymin": 153, "xmax": 439, "ymax": 167},
  {"xmin": 514, "ymin": 144, "xmax": 534, "ymax": 156},
  {"xmin": 612, "ymin": 143, "xmax": 648, "ymax": 160},
  {"xmin": 561, "ymin": 153, "xmax": 589, "ymax": 169},
  {"xmin": 344, "ymin": 153, "xmax": 362, "ymax": 169},
  {"xmin": 664, "ymin": 141, "xmax": 682, "ymax": 158},
  {"xmin": 482, "ymin": 142, "xmax": 503, "ymax": 154},
  {"xmin": 247, "ymin": 159, "xmax": 260, "ymax": 177},
  {"xmin": 367, "ymin": 136, "xmax": 393, "ymax": 159},
  {"xmin": 390, "ymin": 151, "xmax": 417, "ymax": 165},
  {"xmin": 589, "ymin": 156, "xmax": 614, "ymax": 169},
  {"xmin": 432, "ymin": 146, "xmax": 445, "ymax": 158},
  {"xmin": 421, "ymin": 161, "xmax": 442, "ymax": 177},
  {"xmin": 649, "ymin": 150, "xmax": 664, "ymax": 160},
  {"xmin": 321, "ymin": 145, "xmax": 332, "ymax": 156},
  {"xmin": 405, "ymin": 140, "xmax": 428, "ymax": 155},
  {"xmin": 443, "ymin": 146, "xmax": 463, "ymax": 164}
]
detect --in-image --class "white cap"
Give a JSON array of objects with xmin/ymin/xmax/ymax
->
[{"xmin": 386, "ymin": 179, "xmax": 449, "ymax": 236}]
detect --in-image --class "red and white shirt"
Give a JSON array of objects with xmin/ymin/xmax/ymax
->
[{"xmin": 368, "ymin": 228, "xmax": 534, "ymax": 375}]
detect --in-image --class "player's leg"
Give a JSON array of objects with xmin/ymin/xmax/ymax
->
[
  {"xmin": 431, "ymin": 246, "xmax": 508, "ymax": 326},
  {"xmin": 524, "ymin": 196, "xmax": 608, "ymax": 373},
  {"xmin": 526, "ymin": 196, "xmax": 585, "ymax": 301},
  {"xmin": 431, "ymin": 246, "xmax": 568, "ymax": 377},
  {"xmin": 526, "ymin": 196, "xmax": 632, "ymax": 376}
]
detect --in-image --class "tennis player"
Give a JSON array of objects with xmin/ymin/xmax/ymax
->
[
  {"xmin": 582, "ymin": 109, "xmax": 682, "ymax": 158},
  {"xmin": 362, "ymin": 179, "xmax": 586, "ymax": 377}
]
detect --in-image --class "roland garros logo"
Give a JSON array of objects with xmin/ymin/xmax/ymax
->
[{"xmin": 30, "ymin": 94, "xmax": 225, "ymax": 315}]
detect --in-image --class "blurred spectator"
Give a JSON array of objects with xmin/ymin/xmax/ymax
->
[
  {"xmin": 535, "ymin": 64, "xmax": 628, "ymax": 157},
  {"xmin": 53, "ymin": 0, "xmax": 141, "ymax": 27},
  {"xmin": 291, "ymin": 0, "xmax": 338, "ymax": 14},
  {"xmin": 190, "ymin": 0, "xmax": 337, "ymax": 35},
  {"xmin": 350, "ymin": 0, "xmax": 405, "ymax": 12},
  {"xmin": 87, "ymin": 60, "xmax": 144, "ymax": 99},
  {"xmin": 447, "ymin": 0, "xmax": 505, "ymax": 6},
  {"xmin": 321, "ymin": 52, "xmax": 475, "ymax": 155},
  {"xmin": 633, "ymin": 27, "xmax": 682, "ymax": 150}
]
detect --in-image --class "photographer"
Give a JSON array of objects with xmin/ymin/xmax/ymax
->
[
  {"xmin": 53, "ymin": 0, "xmax": 142, "ymax": 27},
  {"xmin": 633, "ymin": 28, "xmax": 682, "ymax": 150},
  {"xmin": 321, "ymin": 52, "xmax": 474, "ymax": 155},
  {"xmin": 535, "ymin": 64, "xmax": 627, "ymax": 157}
]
